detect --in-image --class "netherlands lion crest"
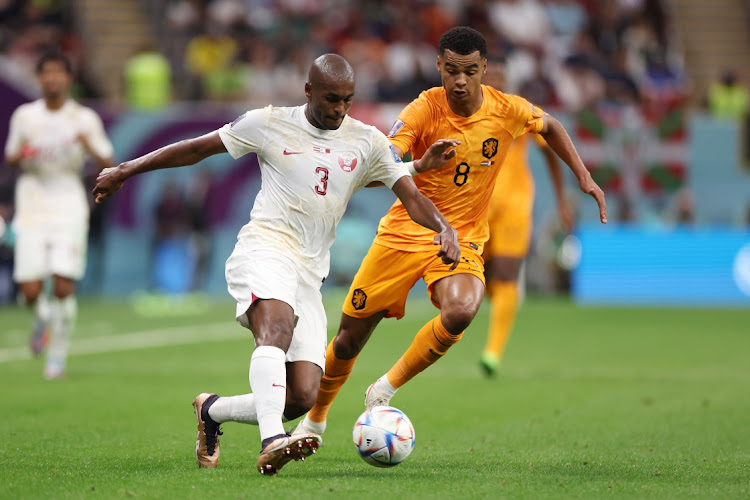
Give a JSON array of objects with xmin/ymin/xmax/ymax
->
[
  {"xmin": 351, "ymin": 289, "xmax": 367, "ymax": 310},
  {"xmin": 338, "ymin": 152, "xmax": 358, "ymax": 172},
  {"xmin": 482, "ymin": 138, "xmax": 498, "ymax": 159}
]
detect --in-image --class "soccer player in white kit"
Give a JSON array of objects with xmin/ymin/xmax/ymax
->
[
  {"xmin": 93, "ymin": 54, "xmax": 461, "ymax": 475},
  {"xmin": 4, "ymin": 52, "xmax": 114, "ymax": 379}
]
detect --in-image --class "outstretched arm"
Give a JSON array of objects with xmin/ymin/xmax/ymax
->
[
  {"xmin": 94, "ymin": 131, "xmax": 227, "ymax": 203},
  {"xmin": 365, "ymin": 139, "xmax": 460, "ymax": 188},
  {"xmin": 539, "ymin": 144, "xmax": 574, "ymax": 232},
  {"xmin": 391, "ymin": 176, "xmax": 461, "ymax": 270},
  {"xmin": 539, "ymin": 114, "xmax": 607, "ymax": 223}
]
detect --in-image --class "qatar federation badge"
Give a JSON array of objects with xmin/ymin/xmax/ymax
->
[{"xmin": 338, "ymin": 152, "xmax": 358, "ymax": 172}]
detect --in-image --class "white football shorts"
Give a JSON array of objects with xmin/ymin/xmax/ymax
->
[
  {"xmin": 225, "ymin": 246, "xmax": 327, "ymax": 370},
  {"xmin": 13, "ymin": 224, "xmax": 88, "ymax": 282}
]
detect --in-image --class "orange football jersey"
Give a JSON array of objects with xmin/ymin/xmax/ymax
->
[
  {"xmin": 492, "ymin": 132, "xmax": 548, "ymax": 202},
  {"xmin": 376, "ymin": 85, "xmax": 545, "ymax": 252}
]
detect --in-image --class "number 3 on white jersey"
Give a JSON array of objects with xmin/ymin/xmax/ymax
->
[{"xmin": 315, "ymin": 167, "xmax": 328, "ymax": 195}]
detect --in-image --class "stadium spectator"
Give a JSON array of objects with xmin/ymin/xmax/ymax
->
[
  {"xmin": 708, "ymin": 69, "xmax": 750, "ymax": 121},
  {"xmin": 665, "ymin": 187, "xmax": 696, "ymax": 227},
  {"xmin": 4, "ymin": 51, "xmax": 114, "ymax": 379},
  {"xmin": 184, "ymin": 21, "xmax": 239, "ymax": 100},
  {"xmin": 124, "ymin": 46, "xmax": 172, "ymax": 111},
  {"xmin": 0, "ymin": 0, "xmax": 683, "ymax": 112},
  {"xmin": 185, "ymin": 170, "xmax": 213, "ymax": 291},
  {"xmin": 152, "ymin": 182, "xmax": 192, "ymax": 294}
]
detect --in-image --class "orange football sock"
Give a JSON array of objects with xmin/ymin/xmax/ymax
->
[
  {"xmin": 387, "ymin": 315, "xmax": 463, "ymax": 389},
  {"xmin": 483, "ymin": 280, "xmax": 519, "ymax": 359},
  {"xmin": 307, "ymin": 339, "xmax": 358, "ymax": 423}
]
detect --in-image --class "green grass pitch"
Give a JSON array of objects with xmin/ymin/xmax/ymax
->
[{"xmin": 1, "ymin": 292, "xmax": 748, "ymax": 499}]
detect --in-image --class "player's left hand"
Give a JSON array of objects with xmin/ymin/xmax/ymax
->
[
  {"xmin": 415, "ymin": 139, "xmax": 461, "ymax": 173},
  {"xmin": 93, "ymin": 164, "xmax": 127, "ymax": 203},
  {"xmin": 579, "ymin": 175, "xmax": 607, "ymax": 224},
  {"xmin": 433, "ymin": 226, "xmax": 461, "ymax": 270}
]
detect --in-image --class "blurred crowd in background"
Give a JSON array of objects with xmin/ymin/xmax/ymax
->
[
  {"xmin": 1, "ymin": 0, "xmax": 696, "ymax": 108},
  {"xmin": 1, "ymin": 0, "xmax": 749, "ymax": 303}
]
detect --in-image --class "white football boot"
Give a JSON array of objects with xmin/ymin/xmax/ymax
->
[{"xmin": 364, "ymin": 378, "xmax": 393, "ymax": 409}]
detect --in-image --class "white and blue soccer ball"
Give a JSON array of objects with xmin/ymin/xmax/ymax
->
[{"xmin": 352, "ymin": 406, "xmax": 415, "ymax": 467}]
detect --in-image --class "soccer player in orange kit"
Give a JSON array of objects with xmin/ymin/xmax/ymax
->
[
  {"xmin": 294, "ymin": 27, "xmax": 607, "ymax": 438},
  {"xmin": 479, "ymin": 55, "xmax": 574, "ymax": 376}
]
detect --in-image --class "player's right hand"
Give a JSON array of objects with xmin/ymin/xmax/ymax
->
[
  {"xmin": 433, "ymin": 226, "xmax": 461, "ymax": 270},
  {"xmin": 93, "ymin": 164, "xmax": 127, "ymax": 203},
  {"xmin": 416, "ymin": 139, "xmax": 461, "ymax": 173}
]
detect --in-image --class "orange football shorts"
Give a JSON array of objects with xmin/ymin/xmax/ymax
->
[
  {"xmin": 342, "ymin": 242, "xmax": 485, "ymax": 319},
  {"xmin": 484, "ymin": 191, "xmax": 534, "ymax": 260}
]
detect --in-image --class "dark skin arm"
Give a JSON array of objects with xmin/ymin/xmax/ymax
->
[
  {"xmin": 539, "ymin": 114, "xmax": 607, "ymax": 223},
  {"xmin": 390, "ymin": 175, "xmax": 461, "ymax": 270},
  {"xmin": 94, "ymin": 131, "xmax": 226, "ymax": 203},
  {"xmin": 365, "ymin": 139, "xmax": 459, "ymax": 187}
]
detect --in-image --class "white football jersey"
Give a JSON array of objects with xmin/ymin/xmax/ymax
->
[
  {"xmin": 5, "ymin": 99, "xmax": 113, "ymax": 229},
  {"xmin": 219, "ymin": 104, "xmax": 409, "ymax": 279}
]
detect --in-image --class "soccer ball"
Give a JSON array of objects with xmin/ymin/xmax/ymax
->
[{"xmin": 352, "ymin": 406, "xmax": 415, "ymax": 467}]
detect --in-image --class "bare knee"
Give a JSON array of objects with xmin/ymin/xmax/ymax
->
[
  {"xmin": 52, "ymin": 276, "xmax": 76, "ymax": 299},
  {"xmin": 332, "ymin": 330, "xmax": 364, "ymax": 359},
  {"xmin": 245, "ymin": 299, "xmax": 296, "ymax": 350},
  {"xmin": 19, "ymin": 281, "xmax": 43, "ymax": 304},
  {"xmin": 254, "ymin": 322, "xmax": 294, "ymax": 348},
  {"xmin": 488, "ymin": 257, "xmax": 523, "ymax": 283},
  {"xmin": 440, "ymin": 300, "xmax": 481, "ymax": 334}
]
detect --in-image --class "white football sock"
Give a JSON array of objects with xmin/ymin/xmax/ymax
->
[
  {"xmin": 249, "ymin": 346, "xmax": 287, "ymax": 440},
  {"xmin": 375, "ymin": 374, "xmax": 399, "ymax": 399},
  {"xmin": 35, "ymin": 294, "xmax": 51, "ymax": 324},
  {"xmin": 48, "ymin": 296, "xmax": 76, "ymax": 364},
  {"xmin": 209, "ymin": 394, "xmax": 257, "ymax": 424},
  {"xmin": 300, "ymin": 415, "xmax": 326, "ymax": 435},
  {"xmin": 208, "ymin": 394, "xmax": 289, "ymax": 425}
]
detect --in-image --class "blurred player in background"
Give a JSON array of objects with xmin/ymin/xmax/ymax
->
[
  {"xmin": 479, "ymin": 55, "xmax": 574, "ymax": 376},
  {"xmin": 93, "ymin": 54, "xmax": 461, "ymax": 475},
  {"xmin": 4, "ymin": 51, "xmax": 114, "ymax": 380},
  {"xmin": 295, "ymin": 27, "xmax": 606, "ymax": 438}
]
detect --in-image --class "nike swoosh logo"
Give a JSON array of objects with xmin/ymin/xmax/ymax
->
[
  {"xmin": 283, "ymin": 149, "xmax": 303, "ymax": 155},
  {"xmin": 272, "ymin": 383, "xmax": 286, "ymax": 388}
]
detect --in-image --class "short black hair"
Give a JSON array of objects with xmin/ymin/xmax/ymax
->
[
  {"xmin": 439, "ymin": 27, "xmax": 487, "ymax": 58},
  {"xmin": 36, "ymin": 51, "xmax": 72, "ymax": 75}
]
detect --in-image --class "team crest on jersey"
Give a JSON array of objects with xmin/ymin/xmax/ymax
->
[
  {"xmin": 387, "ymin": 120, "xmax": 405, "ymax": 138},
  {"xmin": 352, "ymin": 289, "xmax": 367, "ymax": 310},
  {"xmin": 338, "ymin": 152, "xmax": 358, "ymax": 172},
  {"xmin": 482, "ymin": 138, "xmax": 498, "ymax": 159}
]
